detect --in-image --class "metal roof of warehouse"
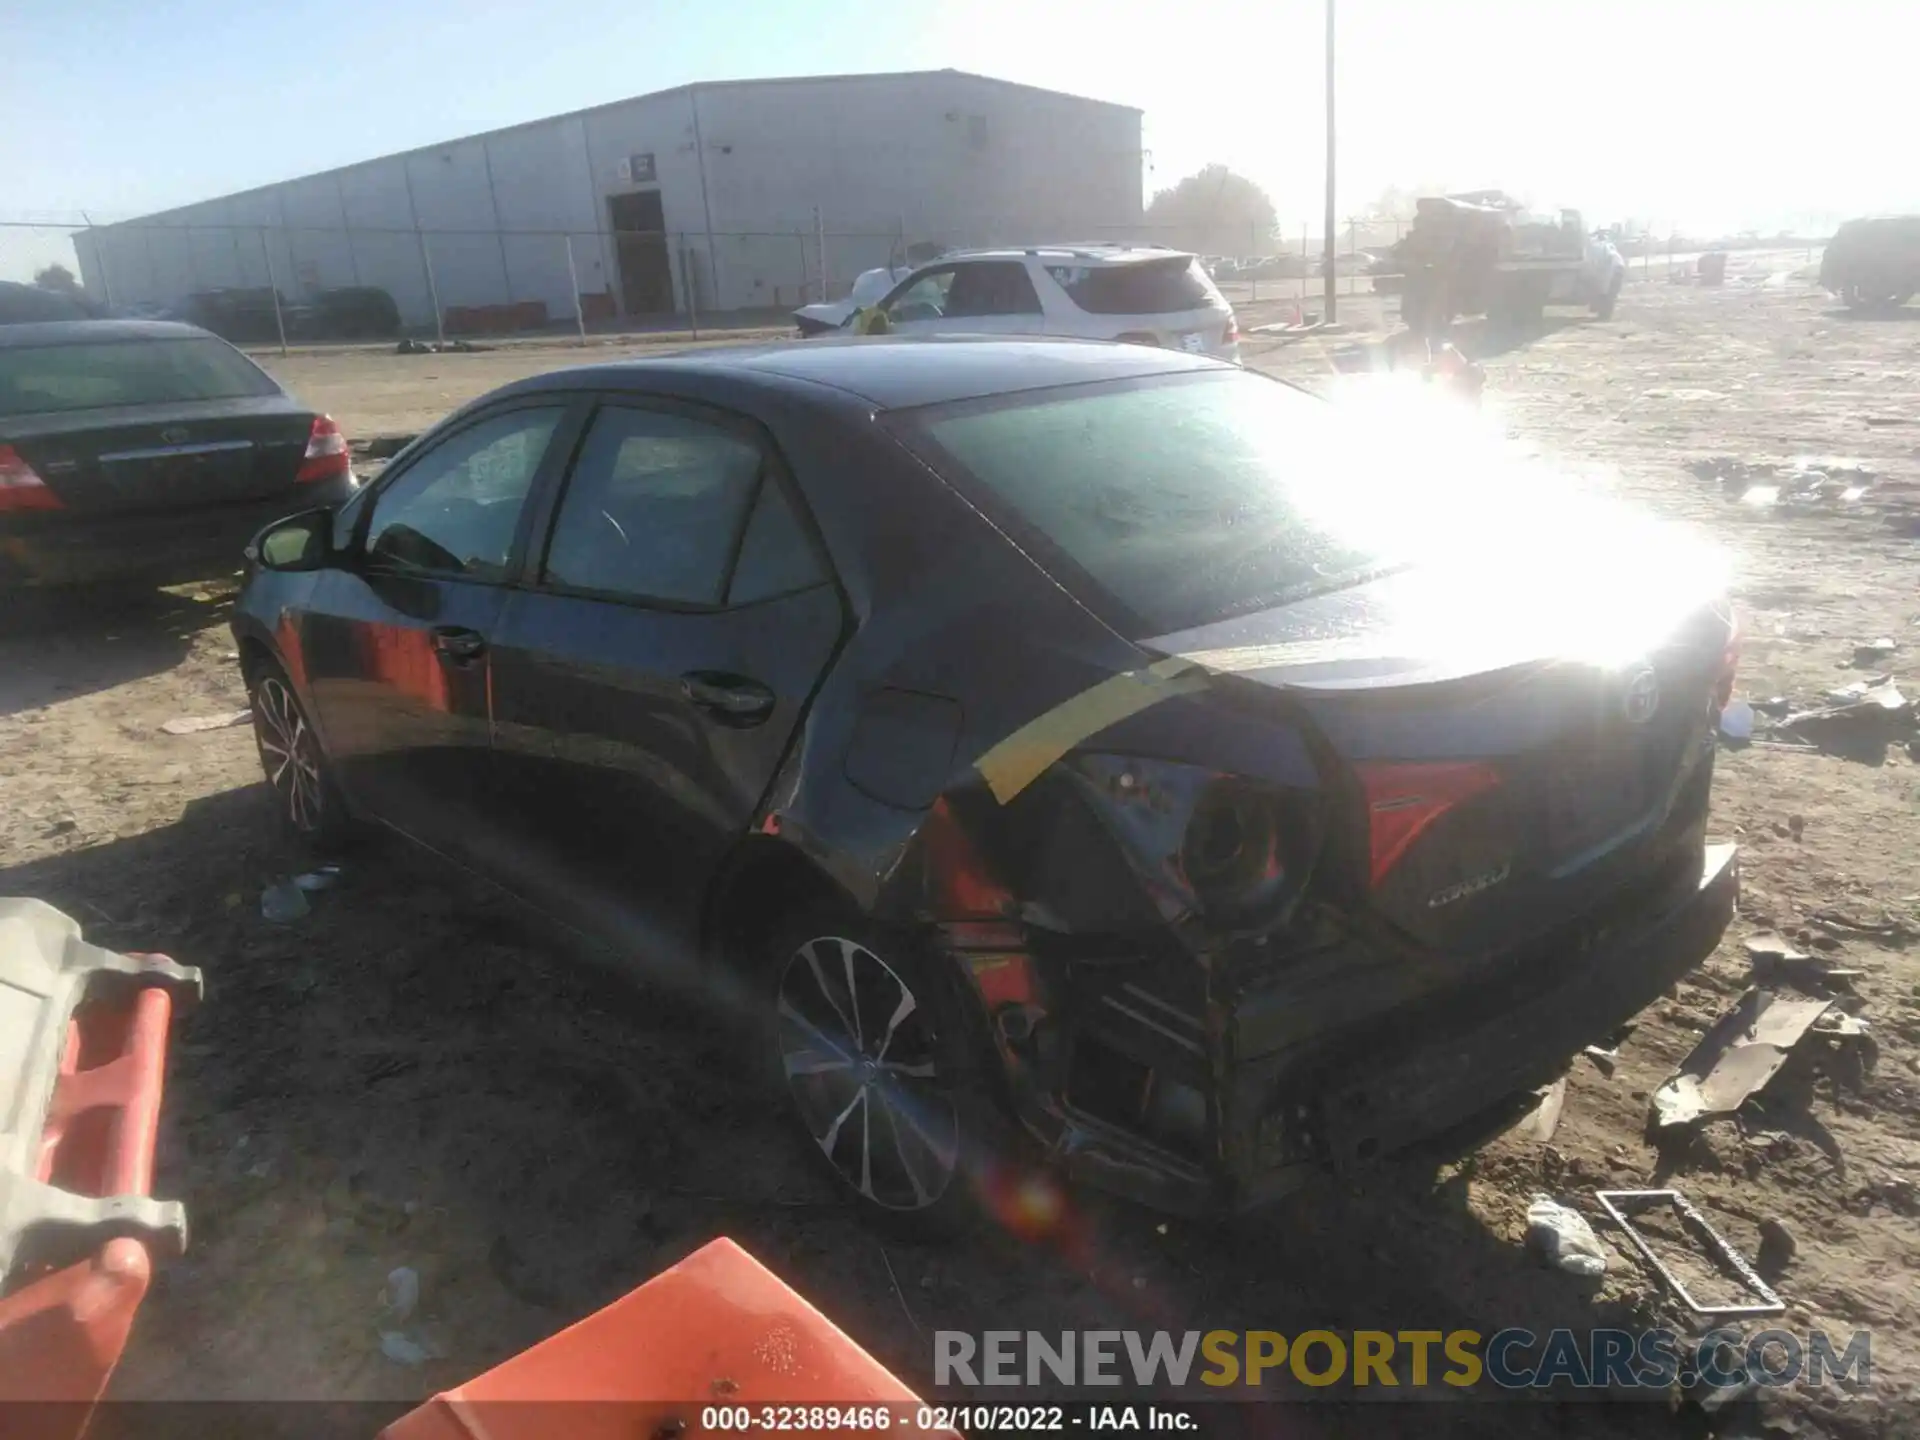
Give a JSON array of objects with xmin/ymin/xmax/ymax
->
[{"xmin": 93, "ymin": 70, "xmax": 1142, "ymax": 230}]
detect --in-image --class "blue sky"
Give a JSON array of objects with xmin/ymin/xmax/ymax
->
[{"xmin": 4, "ymin": 0, "xmax": 1915, "ymax": 281}]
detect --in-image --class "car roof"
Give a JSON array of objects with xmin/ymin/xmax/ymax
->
[
  {"xmin": 0, "ymin": 319, "xmax": 219, "ymax": 349},
  {"xmin": 935, "ymin": 244, "xmax": 1195, "ymax": 268},
  {"xmin": 508, "ymin": 336, "xmax": 1230, "ymax": 411}
]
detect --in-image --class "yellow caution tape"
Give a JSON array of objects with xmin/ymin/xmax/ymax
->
[{"xmin": 974, "ymin": 656, "xmax": 1210, "ymax": 805}]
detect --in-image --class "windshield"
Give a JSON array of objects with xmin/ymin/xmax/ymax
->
[
  {"xmin": 0, "ymin": 336, "xmax": 279, "ymax": 418},
  {"xmin": 906, "ymin": 370, "xmax": 1401, "ymax": 634}
]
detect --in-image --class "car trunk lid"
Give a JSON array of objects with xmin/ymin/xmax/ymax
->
[
  {"xmin": 3, "ymin": 397, "xmax": 316, "ymax": 517},
  {"xmin": 1144, "ymin": 563, "xmax": 1731, "ymax": 958}
]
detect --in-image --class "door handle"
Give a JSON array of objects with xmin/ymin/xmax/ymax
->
[
  {"xmin": 680, "ymin": 671, "xmax": 776, "ymax": 725},
  {"xmin": 431, "ymin": 626, "xmax": 487, "ymax": 664}
]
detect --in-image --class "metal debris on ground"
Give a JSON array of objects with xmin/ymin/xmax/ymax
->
[
  {"xmin": 1595, "ymin": 1189, "xmax": 1785, "ymax": 1319},
  {"xmin": 259, "ymin": 880, "xmax": 311, "ymax": 924},
  {"xmin": 1687, "ymin": 455, "xmax": 1876, "ymax": 511},
  {"xmin": 1852, "ymin": 638, "xmax": 1898, "ymax": 667},
  {"xmin": 1649, "ymin": 987, "xmax": 1836, "ymax": 1133},
  {"xmin": 1525, "ymin": 1195, "xmax": 1609, "ymax": 1277},
  {"xmin": 1743, "ymin": 932, "xmax": 1862, "ymax": 994},
  {"xmin": 1718, "ymin": 698, "xmax": 1754, "ymax": 742},
  {"xmin": 1775, "ymin": 680, "xmax": 1914, "ymax": 757},
  {"xmin": 159, "ymin": 709, "xmax": 251, "ymax": 735},
  {"xmin": 294, "ymin": 866, "xmax": 342, "ymax": 893}
]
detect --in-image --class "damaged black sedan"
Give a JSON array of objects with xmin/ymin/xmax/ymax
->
[{"xmin": 229, "ymin": 338, "xmax": 1739, "ymax": 1225}]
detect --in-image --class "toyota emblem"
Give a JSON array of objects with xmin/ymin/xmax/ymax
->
[{"xmin": 1621, "ymin": 665, "xmax": 1661, "ymax": 725}]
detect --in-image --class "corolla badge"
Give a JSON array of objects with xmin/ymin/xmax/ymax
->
[
  {"xmin": 1621, "ymin": 664, "xmax": 1661, "ymax": 725},
  {"xmin": 1428, "ymin": 862, "xmax": 1511, "ymax": 909}
]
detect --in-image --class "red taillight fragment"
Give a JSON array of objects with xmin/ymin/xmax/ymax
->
[
  {"xmin": 1714, "ymin": 608, "xmax": 1740, "ymax": 710},
  {"xmin": 1357, "ymin": 760, "xmax": 1502, "ymax": 887},
  {"xmin": 296, "ymin": 415, "xmax": 350, "ymax": 484},
  {"xmin": 1223, "ymin": 314, "xmax": 1239, "ymax": 345},
  {"xmin": 0, "ymin": 444, "xmax": 61, "ymax": 512}
]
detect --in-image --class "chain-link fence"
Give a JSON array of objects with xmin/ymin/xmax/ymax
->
[{"xmin": 1, "ymin": 213, "xmax": 1826, "ymax": 349}]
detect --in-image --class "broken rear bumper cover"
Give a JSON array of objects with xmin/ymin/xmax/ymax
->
[{"xmin": 1046, "ymin": 843, "xmax": 1739, "ymax": 1217}]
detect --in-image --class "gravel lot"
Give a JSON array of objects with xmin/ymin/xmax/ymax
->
[{"xmin": 2, "ymin": 254, "xmax": 1916, "ymax": 1436}]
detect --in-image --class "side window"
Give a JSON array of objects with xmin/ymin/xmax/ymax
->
[
  {"xmin": 947, "ymin": 262, "xmax": 1041, "ymax": 317},
  {"xmin": 543, "ymin": 406, "xmax": 762, "ymax": 605},
  {"xmin": 885, "ymin": 268, "xmax": 956, "ymax": 323},
  {"xmin": 728, "ymin": 478, "xmax": 828, "ymax": 605},
  {"xmin": 364, "ymin": 407, "xmax": 562, "ymax": 580}
]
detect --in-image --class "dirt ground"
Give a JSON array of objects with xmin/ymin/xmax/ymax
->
[{"xmin": 2, "ymin": 253, "xmax": 1917, "ymax": 1437}]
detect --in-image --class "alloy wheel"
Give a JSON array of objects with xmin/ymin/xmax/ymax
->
[
  {"xmin": 776, "ymin": 935, "xmax": 960, "ymax": 1211},
  {"xmin": 253, "ymin": 675, "xmax": 324, "ymax": 832}
]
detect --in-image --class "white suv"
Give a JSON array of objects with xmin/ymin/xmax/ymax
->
[{"xmin": 853, "ymin": 246, "xmax": 1241, "ymax": 361}]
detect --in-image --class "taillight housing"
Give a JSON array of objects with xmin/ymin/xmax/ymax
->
[
  {"xmin": 0, "ymin": 445, "xmax": 61, "ymax": 512},
  {"xmin": 1713, "ymin": 607, "xmax": 1740, "ymax": 711},
  {"xmin": 1357, "ymin": 761, "xmax": 1502, "ymax": 888},
  {"xmin": 1222, "ymin": 313, "xmax": 1239, "ymax": 346},
  {"xmin": 296, "ymin": 415, "xmax": 350, "ymax": 484}
]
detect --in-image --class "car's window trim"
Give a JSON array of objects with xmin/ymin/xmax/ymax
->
[
  {"xmin": 524, "ymin": 392, "xmax": 836, "ymax": 614},
  {"xmin": 350, "ymin": 396, "xmax": 584, "ymax": 588}
]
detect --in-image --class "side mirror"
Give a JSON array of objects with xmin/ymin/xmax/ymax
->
[{"xmin": 247, "ymin": 507, "xmax": 335, "ymax": 572}]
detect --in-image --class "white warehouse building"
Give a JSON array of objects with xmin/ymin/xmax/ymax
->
[{"xmin": 73, "ymin": 70, "xmax": 1143, "ymax": 331}]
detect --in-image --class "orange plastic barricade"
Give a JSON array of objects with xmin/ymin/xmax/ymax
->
[
  {"xmin": 0, "ymin": 905, "xmax": 200, "ymax": 1440},
  {"xmin": 383, "ymin": 1236, "xmax": 958, "ymax": 1440}
]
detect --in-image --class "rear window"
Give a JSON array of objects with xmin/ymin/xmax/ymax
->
[
  {"xmin": 1045, "ymin": 257, "xmax": 1217, "ymax": 315},
  {"xmin": 0, "ymin": 337, "xmax": 279, "ymax": 418},
  {"xmin": 907, "ymin": 371, "xmax": 1397, "ymax": 635}
]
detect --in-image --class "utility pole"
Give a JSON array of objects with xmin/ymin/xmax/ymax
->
[{"xmin": 1323, "ymin": 0, "xmax": 1337, "ymax": 322}]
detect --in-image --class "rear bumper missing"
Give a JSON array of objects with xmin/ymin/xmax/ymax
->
[{"xmin": 1042, "ymin": 843, "xmax": 1738, "ymax": 1217}]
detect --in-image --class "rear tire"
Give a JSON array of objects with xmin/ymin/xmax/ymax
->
[
  {"xmin": 764, "ymin": 909, "xmax": 1008, "ymax": 1236},
  {"xmin": 245, "ymin": 658, "xmax": 355, "ymax": 851}
]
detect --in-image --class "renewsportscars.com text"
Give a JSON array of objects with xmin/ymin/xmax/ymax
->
[{"xmin": 934, "ymin": 1328, "xmax": 1871, "ymax": 1393}]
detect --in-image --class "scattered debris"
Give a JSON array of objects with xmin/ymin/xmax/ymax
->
[
  {"xmin": 1744, "ymin": 932, "xmax": 1862, "ymax": 994},
  {"xmin": 1852, "ymin": 638, "xmax": 1898, "ymax": 667},
  {"xmin": 159, "ymin": 709, "xmax": 250, "ymax": 735},
  {"xmin": 1595, "ymin": 1189, "xmax": 1785, "ymax": 1318},
  {"xmin": 259, "ymin": 880, "xmax": 311, "ymax": 924},
  {"xmin": 1521, "ymin": 1076, "xmax": 1568, "ymax": 1142},
  {"xmin": 1718, "ymin": 698, "xmax": 1755, "ymax": 742},
  {"xmin": 1751, "ymin": 696, "xmax": 1793, "ymax": 717},
  {"xmin": 294, "ymin": 866, "xmax": 342, "ymax": 893},
  {"xmin": 1688, "ymin": 455, "xmax": 1876, "ymax": 512},
  {"xmin": 1776, "ymin": 680, "xmax": 1914, "ymax": 758},
  {"xmin": 1649, "ymin": 987, "xmax": 1836, "ymax": 1132},
  {"xmin": 1525, "ymin": 1196, "xmax": 1609, "ymax": 1277},
  {"xmin": 1755, "ymin": 1217, "xmax": 1796, "ymax": 1276},
  {"xmin": 396, "ymin": 338, "xmax": 491, "ymax": 355},
  {"xmin": 1583, "ymin": 1044, "xmax": 1620, "ymax": 1078}
]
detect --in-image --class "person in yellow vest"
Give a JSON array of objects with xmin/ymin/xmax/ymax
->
[{"xmin": 852, "ymin": 306, "xmax": 892, "ymax": 336}]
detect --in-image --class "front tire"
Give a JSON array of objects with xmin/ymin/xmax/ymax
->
[
  {"xmin": 767, "ymin": 914, "xmax": 1003, "ymax": 1234},
  {"xmin": 247, "ymin": 660, "xmax": 354, "ymax": 850}
]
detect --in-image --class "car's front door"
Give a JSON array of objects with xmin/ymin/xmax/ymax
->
[
  {"xmin": 877, "ymin": 262, "xmax": 1045, "ymax": 337},
  {"xmin": 486, "ymin": 396, "xmax": 845, "ymax": 965},
  {"xmin": 299, "ymin": 400, "xmax": 574, "ymax": 859}
]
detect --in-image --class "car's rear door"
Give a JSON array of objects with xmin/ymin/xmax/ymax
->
[
  {"xmin": 486, "ymin": 395, "xmax": 845, "ymax": 963},
  {"xmin": 297, "ymin": 398, "xmax": 576, "ymax": 858}
]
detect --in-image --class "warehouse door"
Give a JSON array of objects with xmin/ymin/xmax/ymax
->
[{"xmin": 608, "ymin": 190, "xmax": 674, "ymax": 316}]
